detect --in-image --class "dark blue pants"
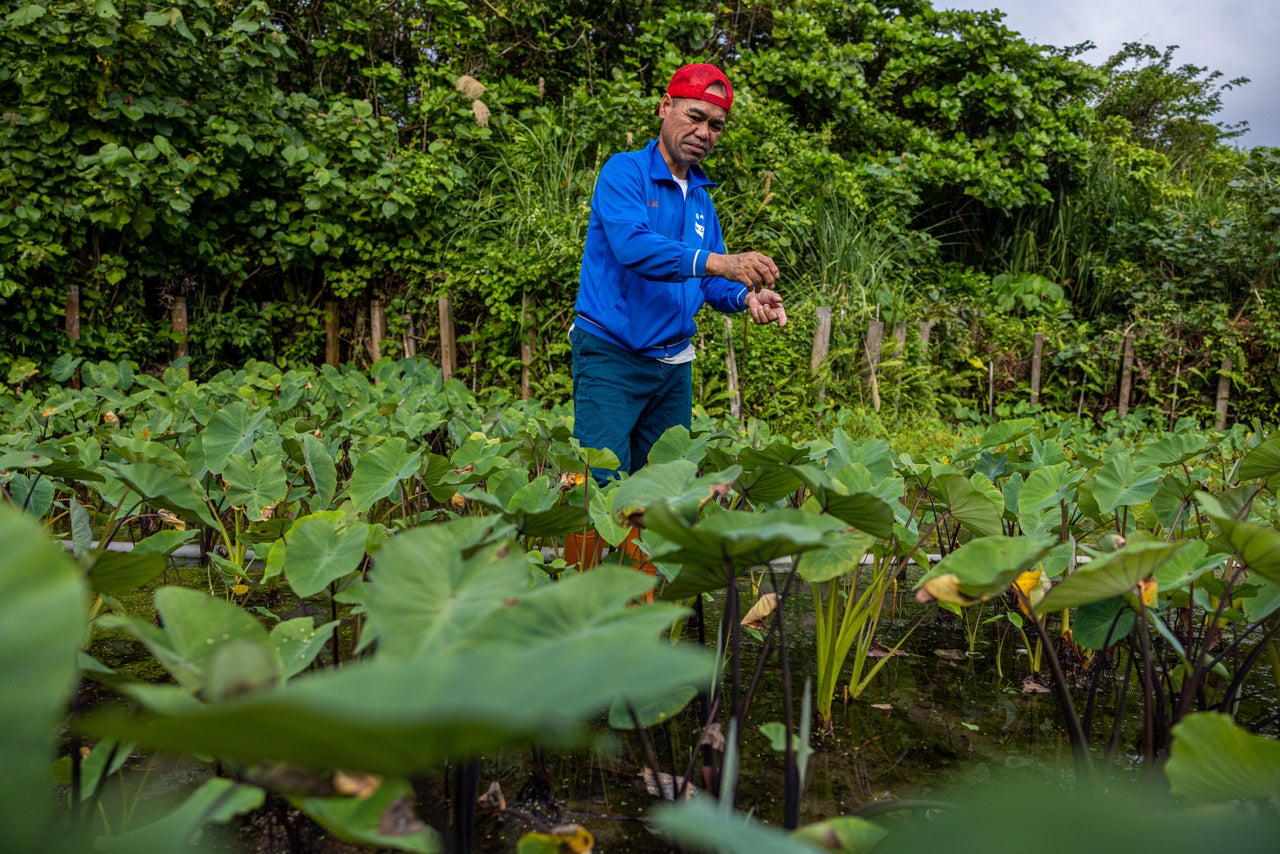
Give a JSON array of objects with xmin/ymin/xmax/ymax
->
[{"xmin": 571, "ymin": 326, "xmax": 692, "ymax": 482}]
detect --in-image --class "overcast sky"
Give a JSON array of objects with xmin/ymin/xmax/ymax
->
[{"xmin": 940, "ymin": 0, "xmax": 1279, "ymax": 149}]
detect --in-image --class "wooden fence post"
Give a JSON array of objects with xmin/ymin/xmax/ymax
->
[
  {"xmin": 810, "ymin": 306, "xmax": 832, "ymax": 402},
  {"xmin": 171, "ymin": 297, "xmax": 189, "ymax": 360},
  {"xmin": 724, "ymin": 316, "xmax": 741, "ymax": 419},
  {"xmin": 1215, "ymin": 356, "xmax": 1232, "ymax": 430},
  {"xmin": 520, "ymin": 293, "xmax": 535, "ymax": 400},
  {"xmin": 66, "ymin": 284, "xmax": 80, "ymax": 341},
  {"xmin": 893, "ymin": 322, "xmax": 907, "ymax": 352},
  {"xmin": 370, "ymin": 299, "xmax": 385, "ymax": 363},
  {"xmin": 1030, "ymin": 331, "xmax": 1044, "ymax": 405},
  {"xmin": 402, "ymin": 314, "xmax": 417, "ymax": 357},
  {"xmin": 919, "ymin": 320, "xmax": 934, "ymax": 350},
  {"xmin": 438, "ymin": 293, "xmax": 456, "ymax": 380},
  {"xmin": 325, "ymin": 301, "xmax": 340, "ymax": 366},
  {"xmin": 1117, "ymin": 331, "xmax": 1135, "ymax": 418},
  {"xmin": 863, "ymin": 320, "xmax": 884, "ymax": 411}
]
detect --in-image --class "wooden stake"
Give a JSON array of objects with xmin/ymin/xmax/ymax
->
[
  {"xmin": 370, "ymin": 298, "xmax": 385, "ymax": 362},
  {"xmin": 1215, "ymin": 356, "xmax": 1232, "ymax": 430},
  {"xmin": 325, "ymin": 301, "xmax": 340, "ymax": 366},
  {"xmin": 172, "ymin": 296, "xmax": 189, "ymax": 360},
  {"xmin": 521, "ymin": 293, "xmax": 535, "ymax": 399},
  {"xmin": 919, "ymin": 320, "xmax": 934, "ymax": 350},
  {"xmin": 438, "ymin": 293, "xmax": 456, "ymax": 380},
  {"xmin": 66, "ymin": 283, "xmax": 80, "ymax": 341},
  {"xmin": 810, "ymin": 306, "xmax": 832, "ymax": 402},
  {"xmin": 724, "ymin": 316, "xmax": 741, "ymax": 419},
  {"xmin": 403, "ymin": 314, "xmax": 417, "ymax": 357},
  {"xmin": 864, "ymin": 320, "xmax": 884, "ymax": 411},
  {"xmin": 1117, "ymin": 332, "xmax": 1135, "ymax": 418},
  {"xmin": 1030, "ymin": 331, "xmax": 1044, "ymax": 405}
]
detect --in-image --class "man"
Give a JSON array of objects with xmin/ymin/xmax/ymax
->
[{"xmin": 571, "ymin": 63, "xmax": 788, "ymax": 483}]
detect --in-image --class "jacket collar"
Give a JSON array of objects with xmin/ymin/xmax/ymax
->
[{"xmin": 645, "ymin": 138, "xmax": 716, "ymax": 191}]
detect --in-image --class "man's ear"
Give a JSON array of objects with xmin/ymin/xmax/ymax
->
[{"xmin": 656, "ymin": 93, "xmax": 673, "ymax": 118}]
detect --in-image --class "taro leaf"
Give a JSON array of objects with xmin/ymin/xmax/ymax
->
[
  {"xmin": 1237, "ymin": 435, "xmax": 1280, "ymax": 488},
  {"xmin": 1243, "ymin": 578, "xmax": 1280, "ymax": 623},
  {"xmin": 130, "ymin": 528, "xmax": 198, "ymax": 556},
  {"xmin": 915, "ymin": 536, "xmax": 1055, "ymax": 605},
  {"xmin": 795, "ymin": 817, "xmax": 888, "ymax": 853},
  {"xmin": 157, "ymin": 586, "xmax": 280, "ymax": 691},
  {"xmin": 1152, "ymin": 474, "xmax": 1197, "ymax": 530},
  {"xmin": 290, "ymin": 777, "xmax": 440, "ymax": 853},
  {"xmin": 222, "ymin": 453, "xmax": 287, "ymax": 521},
  {"xmin": 979, "ymin": 418, "xmax": 1037, "ymax": 448},
  {"xmin": 301, "ymin": 433, "xmax": 337, "ymax": 509},
  {"xmin": 279, "ymin": 512, "xmax": 370, "ymax": 598},
  {"xmin": 1072, "ymin": 596, "xmax": 1136, "ymax": 650},
  {"xmin": 826, "ymin": 432, "xmax": 894, "ymax": 482},
  {"xmin": 87, "ymin": 550, "xmax": 167, "ymax": 594},
  {"xmin": 1152, "ymin": 539, "xmax": 1219, "ymax": 591},
  {"xmin": 8, "ymin": 472, "xmax": 53, "ymax": 518},
  {"xmin": 271, "ymin": 618, "xmax": 340, "ymax": 679},
  {"xmin": 647, "ymin": 425, "xmax": 710, "ymax": 467},
  {"xmin": 70, "ymin": 498, "xmax": 92, "ymax": 558},
  {"xmin": 83, "ymin": 611, "xmax": 714, "ymax": 776},
  {"xmin": 349, "ymin": 438, "xmax": 422, "ymax": 513},
  {"xmin": 516, "ymin": 504, "xmax": 590, "ymax": 539},
  {"xmin": 651, "ymin": 799, "xmax": 819, "ymax": 854},
  {"xmin": 797, "ymin": 531, "xmax": 876, "ymax": 584},
  {"xmin": 202, "ymin": 402, "xmax": 269, "ymax": 474},
  {"xmin": 363, "ymin": 519, "xmax": 528, "ymax": 659},
  {"xmin": 1166, "ymin": 712, "xmax": 1280, "ymax": 804},
  {"xmin": 94, "ymin": 778, "xmax": 264, "ymax": 853},
  {"xmin": 1205, "ymin": 514, "xmax": 1280, "ymax": 584},
  {"xmin": 1132, "ymin": 433, "xmax": 1209, "ymax": 469},
  {"xmin": 611, "ymin": 460, "xmax": 704, "ymax": 522},
  {"xmin": 1093, "ymin": 455, "xmax": 1162, "ymax": 515},
  {"xmin": 0, "ymin": 507, "xmax": 87, "ymax": 854},
  {"xmin": 644, "ymin": 504, "xmax": 847, "ymax": 599},
  {"xmin": 735, "ymin": 462, "xmax": 804, "ymax": 506},
  {"xmin": 1037, "ymin": 541, "xmax": 1189, "ymax": 614},
  {"xmin": 930, "ymin": 473, "xmax": 1003, "ymax": 538},
  {"xmin": 1018, "ymin": 462, "xmax": 1077, "ymax": 515},
  {"xmin": 792, "ymin": 465, "xmax": 894, "ymax": 538},
  {"xmin": 108, "ymin": 461, "xmax": 218, "ymax": 528},
  {"xmin": 608, "ymin": 685, "xmax": 698, "ymax": 730}
]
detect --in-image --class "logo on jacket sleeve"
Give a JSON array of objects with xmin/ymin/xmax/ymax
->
[{"xmin": 694, "ymin": 212, "xmax": 705, "ymax": 239}]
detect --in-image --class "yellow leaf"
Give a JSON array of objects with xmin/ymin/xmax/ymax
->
[
  {"xmin": 230, "ymin": 584, "xmax": 249, "ymax": 596},
  {"xmin": 333, "ymin": 769, "xmax": 382, "ymax": 798},
  {"xmin": 1139, "ymin": 577, "xmax": 1158, "ymax": 608},
  {"xmin": 1013, "ymin": 569, "xmax": 1043, "ymax": 615},
  {"xmin": 967, "ymin": 356, "xmax": 987, "ymax": 370},
  {"xmin": 740, "ymin": 592, "xmax": 779, "ymax": 629}
]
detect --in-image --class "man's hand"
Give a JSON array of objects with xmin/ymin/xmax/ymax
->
[
  {"xmin": 746, "ymin": 288, "xmax": 787, "ymax": 327},
  {"xmin": 707, "ymin": 251, "xmax": 779, "ymax": 292}
]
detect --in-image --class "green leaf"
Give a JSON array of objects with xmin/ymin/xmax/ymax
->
[
  {"xmin": 108, "ymin": 462, "xmax": 217, "ymax": 529},
  {"xmin": 797, "ymin": 530, "xmax": 876, "ymax": 584},
  {"xmin": 1017, "ymin": 462, "xmax": 1077, "ymax": 515},
  {"xmin": 95, "ymin": 778, "xmax": 264, "ymax": 852},
  {"xmin": 0, "ymin": 507, "xmax": 87, "ymax": 852},
  {"xmin": 1166, "ymin": 712, "xmax": 1280, "ymax": 803},
  {"xmin": 979, "ymin": 418, "xmax": 1037, "ymax": 448},
  {"xmin": 1237, "ymin": 435, "xmax": 1280, "ymax": 488},
  {"xmin": 931, "ymin": 473, "xmax": 1003, "ymax": 538},
  {"xmin": 7, "ymin": 4, "xmax": 48, "ymax": 25},
  {"xmin": 290, "ymin": 777, "xmax": 440, "ymax": 853},
  {"xmin": 1071, "ymin": 596, "xmax": 1135, "ymax": 650},
  {"xmin": 87, "ymin": 550, "xmax": 167, "ymax": 594},
  {"xmin": 1093, "ymin": 455, "xmax": 1162, "ymax": 514},
  {"xmin": 201, "ymin": 402, "xmax": 269, "ymax": 475},
  {"xmin": 651, "ymin": 799, "xmax": 820, "ymax": 854},
  {"xmin": 271, "ymin": 617, "xmax": 339, "ymax": 679},
  {"xmin": 279, "ymin": 513, "xmax": 370, "ymax": 599},
  {"xmin": 609, "ymin": 684, "xmax": 698, "ymax": 730},
  {"xmin": 1037, "ymin": 541, "xmax": 1188, "ymax": 613},
  {"xmin": 349, "ymin": 438, "xmax": 421, "ymax": 513},
  {"xmin": 1209, "ymin": 514, "xmax": 1280, "ymax": 584},
  {"xmin": 222, "ymin": 453, "xmax": 287, "ymax": 521},
  {"xmin": 916, "ymin": 535, "xmax": 1055, "ymax": 605},
  {"xmin": 301, "ymin": 433, "xmax": 337, "ymax": 508}
]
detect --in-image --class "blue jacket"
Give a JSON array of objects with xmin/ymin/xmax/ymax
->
[{"xmin": 574, "ymin": 139, "xmax": 749, "ymax": 358}]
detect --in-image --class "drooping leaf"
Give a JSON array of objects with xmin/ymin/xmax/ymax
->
[
  {"xmin": 95, "ymin": 778, "xmax": 264, "ymax": 852},
  {"xmin": 1236, "ymin": 435, "xmax": 1280, "ymax": 489},
  {"xmin": 301, "ymin": 433, "xmax": 337, "ymax": 509},
  {"xmin": 797, "ymin": 531, "xmax": 876, "ymax": 584},
  {"xmin": 1037, "ymin": 541, "xmax": 1189, "ymax": 614},
  {"xmin": 290, "ymin": 777, "xmax": 440, "ymax": 853},
  {"xmin": 915, "ymin": 536, "xmax": 1055, "ymax": 605},
  {"xmin": 1071, "ymin": 596, "xmax": 1136, "ymax": 650},
  {"xmin": 930, "ymin": 473, "xmax": 1003, "ymax": 538},
  {"xmin": 0, "ymin": 507, "xmax": 87, "ymax": 853},
  {"xmin": 651, "ymin": 799, "xmax": 820, "ymax": 854},
  {"xmin": 1166, "ymin": 712, "xmax": 1280, "ymax": 804},
  {"xmin": 108, "ymin": 461, "xmax": 218, "ymax": 529},
  {"xmin": 87, "ymin": 550, "xmax": 167, "ymax": 594}
]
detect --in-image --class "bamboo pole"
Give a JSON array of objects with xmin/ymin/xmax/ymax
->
[
  {"xmin": 171, "ymin": 296, "xmax": 189, "ymax": 360},
  {"xmin": 1030, "ymin": 331, "xmax": 1044, "ymax": 405},
  {"xmin": 325, "ymin": 301, "xmax": 340, "ymax": 366},
  {"xmin": 724, "ymin": 316, "xmax": 741, "ymax": 420},
  {"xmin": 438, "ymin": 293, "xmax": 456, "ymax": 380},
  {"xmin": 1117, "ymin": 332, "xmax": 1135, "ymax": 418},
  {"xmin": 1215, "ymin": 356, "xmax": 1232, "ymax": 430}
]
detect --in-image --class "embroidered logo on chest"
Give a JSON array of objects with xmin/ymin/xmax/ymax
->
[{"xmin": 694, "ymin": 212, "xmax": 705, "ymax": 239}]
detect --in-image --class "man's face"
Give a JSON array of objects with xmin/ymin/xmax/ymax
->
[{"xmin": 656, "ymin": 91, "xmax": 728, "ymax": 179}]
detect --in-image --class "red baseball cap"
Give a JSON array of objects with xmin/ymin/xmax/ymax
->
[{"xmin": 659, "ymin": 63, "xmax": 734, "ymax": 114}]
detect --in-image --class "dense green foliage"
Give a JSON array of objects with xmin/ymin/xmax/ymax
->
[{"xmin": 1, "ymin": 0, "xmax": 1277, "ymax": 428}]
